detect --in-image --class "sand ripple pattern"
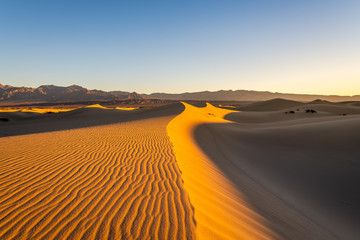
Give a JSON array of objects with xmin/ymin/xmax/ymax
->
[{"xmin": 0, "ymin": 116, "xmax": 195, "ymax": 240}]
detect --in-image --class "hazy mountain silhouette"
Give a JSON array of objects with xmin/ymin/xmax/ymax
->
[
  {"xmin": 1, "ymin": 84, "xmax": 359, "ymax": 103},
  {"xmin": 0, "ymin": 84, "xmax": 145, "ymax": 102},
  {"xmin": 148, "ymin": 89, "xmax": 360, "ymax": 102}
]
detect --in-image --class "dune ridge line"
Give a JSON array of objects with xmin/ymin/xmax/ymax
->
[{"xmin": 167, "ymin": 102, "xmax": 276, "ymax": 239}]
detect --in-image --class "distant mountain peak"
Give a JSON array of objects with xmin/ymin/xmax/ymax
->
[
  {"xmin": 127, "ymin": 92, "xmax": 145, "ymax": 100},
  {"xmin": 0, "ymin": 83, "xmax": 13, "ymax": 90},
  {"xmin": 68, "ymin": 84, "xmax": 85, "ymax": 89}
]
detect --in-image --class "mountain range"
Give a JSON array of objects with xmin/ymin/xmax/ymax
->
[
  {"xmin": 148, "ymin": 90, "xmax": 360, "ymax": 102},
  {"xmin": 0, "ymin": 84, "xmax": 144, "ymax": 102},
  {"xmin": 1, "ymin": 83, "xmax": 359, "ymax": 103}
]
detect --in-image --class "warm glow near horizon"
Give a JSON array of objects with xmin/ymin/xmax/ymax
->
[{"xmin": 1, "ymin": 1, "xmax": 359, "ymax": 96}]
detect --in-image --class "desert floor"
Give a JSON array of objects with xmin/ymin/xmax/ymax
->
[{"xmin": 0, "ymin": 100, "xmax": 359, "ymax": 240}]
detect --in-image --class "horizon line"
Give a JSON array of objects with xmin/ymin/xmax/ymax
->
[{"xmin": 1, "ymin": 82, "xmax": 359, "ymax": 97}]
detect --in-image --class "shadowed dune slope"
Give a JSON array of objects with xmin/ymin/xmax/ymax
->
[
  {"xmin": 234, "ymin": 98, "xmax": 303, "ymax": 112},
  {"xmin": 195, "ymin": 109, "xmax": 360, "ymax": 239},
  {"xmin": 168, "ymin": 102, "xmax": 276, "ymax": 239},
  {"xmin": 226, "ymin": 102, "xmax": 360, "ymax": 124},
  {"xmin": 0, "ymin": 105, "xmax": 196, "ymax": 239},
  {"xmin": 302, "ymin": 103, "xmax": 360, "ymax": 115}
]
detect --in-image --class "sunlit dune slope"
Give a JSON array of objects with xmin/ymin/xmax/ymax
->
[
  {"xmin": 85, "ymin": 104, "xmax": 107, "ymax": 108},
  {"xmin": 0, "ymin": 107, "xmax": 77, "ymax": 114},
  {"xmin": 0, "ymin": 106, "xmax": 195, "ymax": 239},
  {"xmin": 167, "ymin": 102, "xmax": 276, "ymax": 239},
  {"xmin": 86, "ymin": 104, "xmax": 138, "ymax": 110},
  {"xmin": 0, "ymin": 104, "xmax": 138, "ymax": 115},
  {"xmin": 115, "ymin": 107, "xmax": 139, "ymax": 110}
]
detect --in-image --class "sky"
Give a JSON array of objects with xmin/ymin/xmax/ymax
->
[{"xmin": 0, "ymin": 0, "xmax": 359, "ymax": 95}]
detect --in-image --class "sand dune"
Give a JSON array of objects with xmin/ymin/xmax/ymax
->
[
  {"xmin": 115, "ymin": 107, "xmax": 139, "ymax": 111},
  {"xmin": 231, "ymin": 98, "xmax": 360, "ymax": 114},
  {"xmin": 0, "ymin": 103, "xmax": 180, "ymax": 137},
  {"xmin": 0, "ymin": 105, "xmax": 195, "ymax": 239},
  {"xmin": 234, "ymin": 98, "xmax": 303, "ymax": 112},
  {"xmin": 225, "ymin": 101, "xmax": 360, "ymax": 124},
  {"xmin": 85, "ymin": 104, "xmax": 107, "ymax": 109},
  {"xmin": 301, "ymin": 103, "xmax": 360, "ymax": 115},
  {"xmin": 193, "ymin": 104, "xmax": 360, "ymax": 239},
  {"xmin": 168, "ymin": 103, "xmax": 276, "ymax": 239},
  {"xmin": 1, "ymin": 100, "xmax": 359, "ymax": 239},
  {"xmin": 0, "ymin": 107, "xmax": 77, "ymax": 114}
]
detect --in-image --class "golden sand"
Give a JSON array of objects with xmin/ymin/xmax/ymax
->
[
  {"xmin": 0, "ymin": 115, "xmax": 195, "ymax": 239},
  {"xmin": 0, "ymin": 105, "xmax": 139, "ymax": 114},
  {"xmin": 115, "ymin": 107, "xmax": 139, "ymax": 111},
  {"xmin": 0, "ymin": 108, "xmax": 77, "ymax": 113},
  {"xmin": 86, "ymin": 104, "xmax": 138, "ymax": 110},
  {"xmin": 1, "ymin": 101, "xmax": 358, "ymax": 239},
  {"xmin": 85, "ymin": 104, "xmax": 107, "ymax": 109}
]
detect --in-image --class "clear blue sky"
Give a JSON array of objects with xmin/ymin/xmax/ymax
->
[{"xmin": 1, "ymin": 0, "xmax": 359, "ymax": 95}]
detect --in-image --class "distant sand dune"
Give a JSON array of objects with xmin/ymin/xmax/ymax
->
[
  {"xmin": 0, "ymin": 107, "xmax": 77, "ymax": 114},
  {"xmin": 225, "ymin": 101, "xmax": 360, "ymax": 124},
  {"xmin": 234, "ymin": 98, "xmax": 303, "ymax": 112},
  {"xmin": 85, "ymin": 104, "xmax": 107, "ymax": 109},
  {"xmin": 0, "ymin": 114, "xmax": 195, "ymax": 239},
  {"xmin": 0, "ymin": 103, "xmax": 181, "ymax": 137},
  {"xmin": 114, "ymin": 107, "xmax": 138, "ymax": 111}
]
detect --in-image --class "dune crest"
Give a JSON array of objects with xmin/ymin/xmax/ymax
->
[
  {"xmin": 0, "ymin": 107, "xmax": 77, "ymax": 114},
  {"xmin": 115, "ymin": 107, "xmax": 138, "ymax": 110},
  {"xmin": 167, "ymin": 102, "xmax": 276, "ymax": 239},
  {"xmin": 85, "ymin": 104, "xmax": 106, "ymax": 109}
]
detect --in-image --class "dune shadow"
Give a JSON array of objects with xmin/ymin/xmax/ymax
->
[{"xmin": 193, "ymin": 119, "xmax": 360, "ymax": 240}]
